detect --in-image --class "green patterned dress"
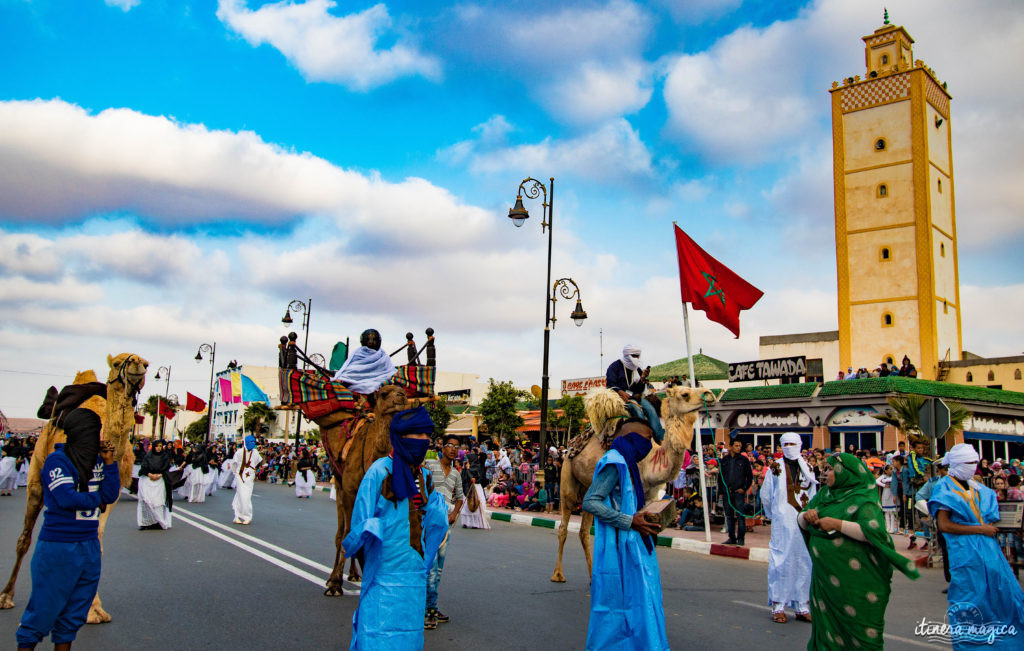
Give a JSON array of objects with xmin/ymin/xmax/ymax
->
[{"xmin": 801, "ymin": 453, "xmax": 919, "ymax": 649}]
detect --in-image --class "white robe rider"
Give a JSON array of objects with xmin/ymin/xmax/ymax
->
[
  {"xmin": 759, "ymin": 432, "xmax": 817, "ymax": 617},
  {"xmin": 232, "ymin": 437, "xmax": 262, "ymax": 524}
]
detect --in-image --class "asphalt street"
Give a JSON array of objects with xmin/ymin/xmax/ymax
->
[{"xmin": 0, "ymin": 482, "xmax": 951, "ymax": 649}]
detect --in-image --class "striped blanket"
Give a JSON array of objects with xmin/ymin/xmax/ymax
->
[{"xmin": 279, "ymin": 364, "xmax": 435, "ymax": 420}]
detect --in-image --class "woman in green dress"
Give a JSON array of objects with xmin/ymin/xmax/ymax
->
[{"xmin": 799, "ymin": 453, "xmax": 919, "ymax": 649}]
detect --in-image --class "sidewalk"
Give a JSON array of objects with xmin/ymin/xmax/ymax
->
[{"xmin": 487, "ymin": 507, "xmax": 931, "ymax": 566}]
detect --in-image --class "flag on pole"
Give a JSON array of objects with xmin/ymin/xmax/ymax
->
[
  {"xmin": 134, "ymin": 413, "xmax": 145, "ymax": 425},
  {"xmin": 673, "ymin": 224, "xmax": 763, "ymax": 338},
  {"xmin": 185, "ymin": 392, "xmax": 206, "ymax": 412},
  {"xmin": 157, "ymin": 399, "xmax": 176, "ymax": 420}
]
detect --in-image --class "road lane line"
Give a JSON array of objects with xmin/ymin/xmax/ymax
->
[
  {"xmin": 175, "ymin": 506, "xmax": 334, "ymax": 574},
  {"xmin": 174, "ymin": 512, "xmax": 327, "ymax": 587},
  {"xmin": 731, "ymin": 600, "xmax": 941, "ymax": 648}
]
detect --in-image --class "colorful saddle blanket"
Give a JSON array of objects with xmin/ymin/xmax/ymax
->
[{"xmin": 279, "ymin": 365, "xmax": 436, "ymax": 420}]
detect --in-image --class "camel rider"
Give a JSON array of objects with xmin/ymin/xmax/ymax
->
[
  {"xmin": 16, "ymin": 408, "xmax": 120, "ymax": 651},
  {"xmin": 332, "ymin": 329, "xmax": 397, "ymax": 396},
  {"xmin": 605, "ymin": 344, "xmax": 664, "ymax": 443}
]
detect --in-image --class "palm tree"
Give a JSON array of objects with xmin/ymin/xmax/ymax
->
[
  {"xmin": 874, "ymin": 394, "xmax": 971, "ymax": 455},
  {"xmin": 243, "ymin": 402, "xmax": 278, "ymax": 436}
]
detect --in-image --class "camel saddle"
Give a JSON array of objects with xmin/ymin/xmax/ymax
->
[{"xmin": 567, "ymin": 425, "xmax": 618, "ymax": 460}]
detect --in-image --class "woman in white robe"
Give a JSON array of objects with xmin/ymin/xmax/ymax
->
[
  {"xmin": 15, "ymin": 456, "xmax": 29, "ymax": 488},
  {"xmin": 137, "ymin": 440, "xmax": 173, "ymax": 529},
  {"xmin": 220, "ymin": 455, "xmax": 236, "ymax": 489},
  {"xmin": 459, "ymin": 478, "xmax": 491, "ymax": 530},
  {"xmin": 188, "ymin": 446, "xmax": 210, "ymax": 503},
  {"xmin": 0, "ymin": 445, "xmax": 17, "ymax": 496},
  {"xmin": 294, "ymin": 449, "xmax": 315, "ymax": 498}
]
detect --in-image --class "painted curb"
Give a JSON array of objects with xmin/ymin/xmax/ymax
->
[{"xmin": 488, "ymin": 511, "xmax": 768, "ymax": 563}]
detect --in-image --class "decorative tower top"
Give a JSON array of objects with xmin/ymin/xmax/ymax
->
[
  {"xmin": 862, "ymin": 19, "xmax": 914, "ymax": 76},
  {"xmin": 883, "ymin": 8, "xmax": 890, "ymax": 26}
]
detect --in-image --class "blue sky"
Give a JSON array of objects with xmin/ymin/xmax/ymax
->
[{"xmin": 1, "ymin": 0, "xmax": 1022, "ymax": 417}]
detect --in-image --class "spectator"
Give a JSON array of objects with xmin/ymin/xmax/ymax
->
[{"xmin": 525, "ymin": 482, "xmax": 547, "ymax": 512}]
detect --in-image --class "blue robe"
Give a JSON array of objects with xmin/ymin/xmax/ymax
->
[
  {"xmin": 586, "ymin": 450, "xmax": 669, "ymax": 651},
  {"xmin": 342, "ymin": 456, "xmax": 447, "ymax": 650},
  {"xmin": 928, "ymin": 476, "xmax": 1024, "ymax": 649}
]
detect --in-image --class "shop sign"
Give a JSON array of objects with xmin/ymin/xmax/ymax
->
[
  {"xmin": 964, "ymin": 415, "xmax": 1024, "ymax": 436},
  {"xmin": 729, "ymin": 356, "xmax": 807, "ymax": 382},
  {"xmin": 561, "ymin": 377, "xmax": 606, "ymax": 396},
  {"xmin": 735, "ymin": 411, "xmax": 811, "ymax": 428},
  {"xmin": 828, "ymin": 407, "xmax": 881, "ymax": 427}
]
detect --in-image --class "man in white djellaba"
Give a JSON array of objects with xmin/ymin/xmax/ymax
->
[
  {"xmin": 759, "ymin": 432, "xmax": 817, "ymax": 624},
  {"xmin": 232, "ymin": 435, "xmax": 262, "ymax": 525},
  {"xmin": 137, "ymin": 439, "xmax": 173, "ymax": 530}
]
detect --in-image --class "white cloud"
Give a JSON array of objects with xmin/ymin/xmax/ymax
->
[
  {"xmin": 441, "ymin": 117, "xmax": 654, "ymax": 182},
  {"xmin": 105, "ymin": 0, "xmax": 141, "ymax": 11},
  {"xmin": 216, "ymin": 0, "xmax": 441, "ymax": 91},
  {"xmin": 545, "ymin": 60, "xmax": 653, "ymax": 124},
  {"xmin": 960, "ymin": 284, "xmax": 1024, "ymax": 358},
  {"xmin": 656, "ymin": 0, "xmax": 743, "ymax": 24}
]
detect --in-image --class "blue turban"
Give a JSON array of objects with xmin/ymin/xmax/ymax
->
[
  {"xmin": 244, "ymin": 434, "xmax": 256, "ymax": 451},
  {"xmin": 388, "ymin": 407, "xmax": 434, "ymax": 501}
]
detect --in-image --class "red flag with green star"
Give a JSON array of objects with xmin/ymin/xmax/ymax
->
[{"xmin": 674, "ymin": 224, "xmax": 763, "ymax": 338}]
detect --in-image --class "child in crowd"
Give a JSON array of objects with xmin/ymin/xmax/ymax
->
[{"xmin": 876, "ymin": 465, "xmax": 897, "ymax": 533}]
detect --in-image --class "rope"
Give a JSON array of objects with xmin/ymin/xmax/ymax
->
[{"xmin": 699, "ymin": 394, "xmax": 765, "ymax": 518}]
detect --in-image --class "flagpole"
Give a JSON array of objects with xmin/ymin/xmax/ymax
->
[{"xmin": 682, "ymin": 296, "xmax": 713, "ymax": 543}]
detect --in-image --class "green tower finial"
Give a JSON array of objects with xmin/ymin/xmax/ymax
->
[{"xmin": 883, "ymin": 8, "xmax": 890, "ymax": 25}]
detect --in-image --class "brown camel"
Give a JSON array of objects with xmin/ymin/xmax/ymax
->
[
  {"xmin": 550, "ymin": 385, "xmax": 716, "ymax": 583},
  {"xmin": 319, "ymin": 384, "xmax": 414, "ymax": 596},
  {"xmin": 0, "ymin": 353, "xmax": 148, "ymax": 623}
]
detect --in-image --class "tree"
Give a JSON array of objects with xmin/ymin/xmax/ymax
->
[
  {"xmin": 243, "ymin": 402, "xmax": 278, "ymax": 436},
  {"xmin": 874, "ymin": 394, "xmax": 971, "ymax": 454},
  {"xmin": 305, "ymin": 427, "xmax": 321, "ymax": 443},
  {"xmin": 426, "ymin": 395, "xmax": 452, "ymax": 439},
  {"xmin": 184, "ymin": 414, "xmax": 209, "ymax": 443},
  {"xmin": 552, "ymin": 394, "xmax": 586, "ymax": 446},
  {"xmin": 478, "ymin": 379, "xmax": 527, "ymax": 446},
  {"xmin": 141, "ymin": 394, "xmax": 179, "ymax": 438}
]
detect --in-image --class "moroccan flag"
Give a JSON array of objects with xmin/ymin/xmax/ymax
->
[
  {"xmin": 674, "ymin": 224, "xmax": 763, "ymax": 338},
  {"xmin": 185, "ymin": 392, "xmax": 206, "ymax": 412},
  {"xmin": 134, "ymin": 413, "xmax": 145, "ymax": 425},
  {"xmin": 157, "ymin": 398, "xmax": 176, "ymax": 420}
]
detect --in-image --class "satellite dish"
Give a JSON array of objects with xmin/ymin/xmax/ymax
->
[{"xmin": 530, "ymin": 385, "xmax": 542, "ymax": 400}]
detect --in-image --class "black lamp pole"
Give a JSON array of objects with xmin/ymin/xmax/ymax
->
[
  {"xmin": 195, "ymin": 343, "xmax": 216, "ymax": 443},
  {"xmin": 154, "ymin": 365, "xmax": 171, "ymax": 440},
  {"xmin": 508, "ymin": 178, "xmax": 587, "ymax": 467},
  {"xmin": 283, "ymin": 299, "xmax": 311, "ymax": 449}
]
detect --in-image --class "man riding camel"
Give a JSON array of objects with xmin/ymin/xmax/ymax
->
[
  {"xmin": 332, "ymin": 329, "xmax": 396, "ymax": 397},
  {"xmin": 605, "ymin": 344, "xmax": 664, "ymax": 443}
]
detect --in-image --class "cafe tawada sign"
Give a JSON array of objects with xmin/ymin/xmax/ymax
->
[
  {"xmin": 561, "ymin": 377, "xmax": 606, "ymax": 396},
  {"xmin": 728, "ymin": 356, "xmax": 807, "ymax": 382}
]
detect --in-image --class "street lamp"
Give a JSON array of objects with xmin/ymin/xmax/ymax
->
[
  {"xmin": 506, "ymin": 177, "xmax": 586, "ymax": 467},
  {"xmin": 154, "ymin": 365, "xmax": 171, "ymax": 440},
  {"xmin": 283, "ymin": 299, "xmax": 312, "ymax": 448},
  {"xmin": 195, "ymin": 343, "xmax": 216, "ymax": 443}
]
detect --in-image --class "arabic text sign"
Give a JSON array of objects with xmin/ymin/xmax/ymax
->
[{"xmin": 560, "ymin": 377, "xmax": 606, "ymax": 396}]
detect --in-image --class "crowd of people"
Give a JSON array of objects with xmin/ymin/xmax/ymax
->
[{"xmin": 838, "ymin": 354, "xmax": 918, "ymax": 380}]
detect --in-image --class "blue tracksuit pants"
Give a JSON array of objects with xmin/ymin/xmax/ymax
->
[{"xmin": 16, "ymin": 539, "xmax": 101, "ymax": 647}]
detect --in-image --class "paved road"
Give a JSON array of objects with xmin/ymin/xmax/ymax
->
[{"xmin": 0, "ymin": 482, "xmax": 950, "ymax": 649}]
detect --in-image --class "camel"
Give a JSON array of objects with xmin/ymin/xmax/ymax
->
[
  {"xmin": 318, "ymin": 385, "xmax": 424, "ymax": 596},
  {"xmin": 550, "ymin": 385, "xmax": 716, "ymax": 583},
  {"xmin": 0, "ymin": 353, "xmax": 148, "ymax": 624}
]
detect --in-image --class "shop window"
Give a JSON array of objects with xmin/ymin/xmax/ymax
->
[
  {"xmin": 966, "ymin": 372, "xmax": 973, "ymax": 382},
  {"xmin": 1015, "ymin": 369, "xmax": 1022, "ymax": 380},
  {"xmin": 877, "ymin": 184, "xmax": 888, "ymax": 198},
  {"xmin": 806, "ymin": 358, "xmax": 824, "ymax": 383},
  {"xmin": 882, "ymin": 312, "xmax": 893, "ymax": 327},
  {"xmin": 875, "ymin": 138, "xmax": 886, "ymax": 151},
  {"xmin": 880, "ymin": 246, "xmax": 891, "ymax": 261},
  {"xmin": 988, "ymin": 371, "xmax": 996, "ymax": 382}
]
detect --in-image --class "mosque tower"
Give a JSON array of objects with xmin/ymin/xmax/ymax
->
[{"xmin": 830, "ymin": 11, "xmax": 962, "ymax": 379}]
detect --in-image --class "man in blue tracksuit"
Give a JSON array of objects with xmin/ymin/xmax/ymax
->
[{"xmin": 16, "ymin": 408, "xmax": 120, "ymax": 651}]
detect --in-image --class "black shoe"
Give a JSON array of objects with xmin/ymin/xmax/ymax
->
[
  {"xmin": 942, "ymin": 588, "xmax": 948, "ymax": 594},
  {"xmin": 429, "ymin": 608, "xmax": 450, "ymax": 624},
  {"xmin": 424, "ymin": 612, "xmax": 437, "ymax": 630},
  {"xmin": 722, "ymin": 538, "xmax": 738, "ymax": 545},
  {"xmin": 737, "ymin": 539, "xmax": 745, "ymax": 546}
]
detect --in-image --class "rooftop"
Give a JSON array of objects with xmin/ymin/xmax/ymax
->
[
  {"xmin": 818, "ymin": 377, "xmax": 1024, "ymax": 406},
  {"xmin": 649, "ymin": 353, "xmax": 729, "ymax": 382}
]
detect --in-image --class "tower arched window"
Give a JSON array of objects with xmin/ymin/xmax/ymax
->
[
  {"xmin": 940, "ymin": 243, "xmax": 945, "ymax": 257},
  {"xmin": 938, "ymin": 178, "xmax": 942, "ymax": 193},
  {"xmin": 880, "ymin": 246, "xmax": 891, "ymax": 261},
  {"xmin": 875, "ymin": 138, "xmax": 887, "ymax": 151},
  {"xmin": 882, "ymin": 312, "xmax": 893, "ymax": 327},
  {"xmin": 988, "ymin": 371, "xmax": 996, "ymax": 382},
  {"xmin": 878, "ymin": 184, "xmax": 888, "ymax": 198},
  {"xmin": 966, "ymin": 372, "xmax": 973, "ymax": 383},
  {"xmin": 1015, "ymin": 369, "xmax": 1021, "ymax": 380},
  {"xmin": 881, "ymin": 54, "xmax": 889, "ymax": 65}
]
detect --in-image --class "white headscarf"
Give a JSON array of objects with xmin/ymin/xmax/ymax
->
[
  {"xmin": 622, "ymin": 344, "xmax": 642, "ymax": 372},
  {"xmin": 779, "ymin": 432, "xmax": 817, "ymax": 485},
  {"xmin": 944, "ymin": 443, "xmax": 980, "ymax": 481}
]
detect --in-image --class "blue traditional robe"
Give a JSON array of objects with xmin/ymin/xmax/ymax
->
[
  {"xmin": 586, "ymin": 449, "xmax": 669, "ymax": 651},
  {"xmin": 928, "ymin": 476, "xmax": 1024, "ymax": 650},
  {"xmin": 343, "ymin": 456, "xmax": 447, "ymax": 650}
]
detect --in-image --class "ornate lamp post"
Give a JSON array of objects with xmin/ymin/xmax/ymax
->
[
  {"xmin": 154, "ymin": 365, "xmax": 171, "ymax": 440},
  {"xmin": 195, "ymin": 343, "xmax": 216, "ymax": 443},
  {"xmin": 507, "ymin": 178, "xmax": 587, "ymax": 466},
  {"xmin": 282, "ymin": 299, "xmax": 311, "ymax": 448}
]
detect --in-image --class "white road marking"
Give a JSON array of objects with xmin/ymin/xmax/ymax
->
[
  {"xmin": 174, "ymin": 511, "xmax": 327, "ymax": 587},
  {"xmin": 175, "ymin": 506, "xmax": 334, "ymax": 574},
  {"xmin": 731, "ymin": 600, "xmax": 942, "ymax": 648}
]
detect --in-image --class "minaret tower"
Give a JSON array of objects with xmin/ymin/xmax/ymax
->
[{"xmin": 830, "ymin": 11, "xmax": 962, "ymax": 379}]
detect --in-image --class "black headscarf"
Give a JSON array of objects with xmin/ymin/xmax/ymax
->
[
  {"xmin": 62, "ymin": 408, "xmax": 102, "ymax": 492},
  {"xmin": 190, "ymin": 443, "xmax": 210, "ymax": 473},
  {"xmin": 141, "ymin": 440, "xmax": 174, "ymax": 511}
]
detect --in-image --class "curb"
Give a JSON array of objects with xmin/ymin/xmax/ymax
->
[{"xmin": 489, "ymin": 511, "xmax": 769, "ymax": 563}]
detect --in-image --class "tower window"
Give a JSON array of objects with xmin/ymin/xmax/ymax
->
[
  {"xmin": 938, "ymin": 179, "xmax": 942, "ymax": 193},
  {"xmin": 882, "ymin": 312, "xmax": 893, "ymax": 327},
  {"xmin": 940, "ymin": 243, "xmax": 945, "ymax": 257},
  {"xmin": 878, "ymin": 184, "xmax": 888, "ymax": 198},
  {"xmin": 966, "ymin": 372, "xmax": 973, "ymax": 382},
  {"xmin": 1015, "ymin": 369, "xmax": 1021, "ymax": 380},
  {"xmin": 875, "ymin": 138, "xmax": 887, "ymax": 151},
  {"xmin": 880, "ymin": 247, "xmax": 892, "ymax": 261},
  {"xmin": 881, "ymin": 54, "xmax": 889, "ymax": 65},
  {"xmin": 988, "ymin": 371, "xmax": 996, "ymax": 382},
  {"xmin": 943, "ymin": 300, "xmax": 948, "ymax": 314}
]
